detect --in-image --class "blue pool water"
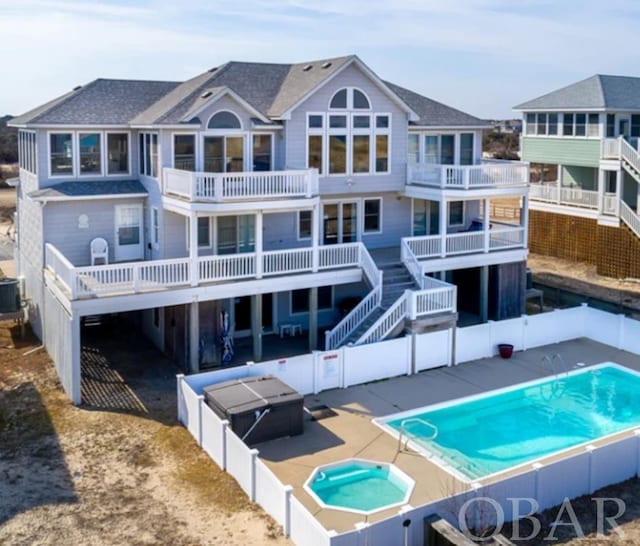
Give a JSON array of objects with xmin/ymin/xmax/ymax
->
[
  {"xmin": 381, "ymin": 364, "xmax": 640, "ymax": 480},
  {"xmin": 307, "ymin": 461, "xmax": 411, "ymax": 513}
]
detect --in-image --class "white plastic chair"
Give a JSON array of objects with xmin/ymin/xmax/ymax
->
[{"xmin": 90, "ymin": 237, "xmax": 109, "ymax": 265}]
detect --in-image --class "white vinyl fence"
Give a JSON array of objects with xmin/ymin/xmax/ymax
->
[{"xmin": 177, "ymin": 304, "xmax": 640, "ymax": 546}]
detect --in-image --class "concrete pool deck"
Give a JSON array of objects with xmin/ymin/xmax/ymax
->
[{"xmin": 255, "ymin": 337, "xmax": 640, "ymax": 534}]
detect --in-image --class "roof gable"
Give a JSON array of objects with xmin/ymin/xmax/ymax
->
[{"xmin": 270, "ymin": 56, "xmax": 418, "ymax": 120}]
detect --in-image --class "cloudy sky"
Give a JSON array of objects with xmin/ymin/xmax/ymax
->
[{"xmin": 2, "ymin": 0, "xmax": 640, "ymax": 119}]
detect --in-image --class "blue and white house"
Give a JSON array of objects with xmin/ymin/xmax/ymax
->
[{"xmin": 10, "ymin": 55, "xmax": 529, "ymax": 403}]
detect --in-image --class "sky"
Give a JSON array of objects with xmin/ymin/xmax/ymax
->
[{"xmin": 2, "ymin": 0, "xmax": 640, "ymax": 119}]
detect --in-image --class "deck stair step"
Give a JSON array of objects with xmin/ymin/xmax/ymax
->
[{"xmin": 341, "ymin": 261, "xmax": 419, "ymax": 345}]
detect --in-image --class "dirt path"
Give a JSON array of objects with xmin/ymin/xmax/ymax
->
[{"xmin": 0, "ymin": 322, "xmax": 291, "ymax": 546}]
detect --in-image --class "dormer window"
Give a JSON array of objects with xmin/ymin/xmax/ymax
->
[
  {"xmin": 329, "ymin": 88, "xmax": 371, "ymax": 110},
  {"xmin": 207, "ymin": 110, "xmax": 242, "ymax": 130}
]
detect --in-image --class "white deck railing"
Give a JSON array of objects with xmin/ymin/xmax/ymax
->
[
  {"xmin": 602, "ymin": 138, "xmax": 621, "ymax": 159},
  {"xmin": 403, "ymin": 226, "xmax": 525, "ymax": 260},
  {"xmin": 620, "ymin": 138, "xmax": 640, "ymax": 176},
  {"xmin": 620, "ymin": 201, "xmax": 640, "ymax": 239},
  {"xmin": 355, "ymin": 292, "xmax": 408, "ymax": 345},
  {"xmin": 530, "ymin": 184, "xmax": 599, "ymax": 209},
  {"xmin": 45, "ymin": 242, "xmax": 367, "ymax": 300},
  {"xmin": 45, "ymin": 244, "xmax": 77, "ymax": 297},
  {"xmin": 163, "ymin": 168, "xmax": 319, "ymax": 202},
  {"xmin": 324, "ymin": 245, "xmax": 383, "ymax": 350},
  {"xmin": 407, "ymin": 161, "xmax": 528, "ymax": 189}
]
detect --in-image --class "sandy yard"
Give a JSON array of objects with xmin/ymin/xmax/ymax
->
[{"xmin": 0, "ymin": 320, "xmax": 291, "ymax": 546}]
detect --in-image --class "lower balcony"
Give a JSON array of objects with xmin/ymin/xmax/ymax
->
[
  {"xmin": 402, "ymin": 224, "xmax": 526, "ymax": 272},
  {"xmin": 45, "ymin": 242, "xmax": 368, "ymax": 301},
  {"xmin": 163, "ymin": 167, "xmax": 319, "ymax": 203},
  {"xmin": 407, "ymin": 161, "xmax": 529, "ymax": 191}
]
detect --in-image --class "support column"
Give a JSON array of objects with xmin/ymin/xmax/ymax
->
[
  {"xmin": 479, "ymin": 265, "xmax": 489, "ymax": 324},
  {"xmin": 189, "ymin": 300, "xmax": 199, "ymax": 374},
  {"xmin": 616, "ymin": 169, "xmax": 623, "ymax": 217},
  {"xmin": 189, "ymin": 213, "xmax": 198, "ymax": 286},
  {"xmin": 439, "ymin": 199, "xmax": 447, "ymax": 257},
  {"xmin": 255, "ymin": 211, "xmax": 263, "ymax": 278},
  {"xmin": 252, "ymin": 294, "xmax": 262, "ymax": 362},
  {"xmin": 483, "ymin": 198, "xmax": 490, "ymax": 253},
  {"xmin": 70, "ymin": 315, "xmax": 82, "ymax": 405},
  {"xmin": 556, "ymin": 164, "xmax": 562, "ymax": 204},
  {"xmin": 597, "ymin": 168, "xmax": 606, "ymax": 215},
  {"xmin": 308, "ymin": 287, "xmax": 318, "ymax": 351},
  {"xmin": 311, "ymin": 205, "xmax": 320, "ymax": 272},
  {"xmin": 521, "ymin": 195, "xmax": 529, "ymax": 249}
]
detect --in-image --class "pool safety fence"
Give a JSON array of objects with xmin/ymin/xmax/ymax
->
[{"xmin": 177, "ymin": 304, "xmax": 640, "ymax": 545}]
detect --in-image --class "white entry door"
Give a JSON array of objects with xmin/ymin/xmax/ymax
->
[{"xmin": 114, "ymin": 204, "xmax": 144, "ymax": 262}]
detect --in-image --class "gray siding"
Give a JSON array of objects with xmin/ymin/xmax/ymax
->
[
  {"xmin": 162, "ymin": 210, "xmax": 187, "ymax": 259},
  {"xmin": 17, "ymin": 189, "xmax": 45, "ymax": 338},
  {"xmin": 285, "ymin": 63, "xmax": 408, "ymax": 195},
  {"xmin": 43, "ymin": 198, "xmax": 146, "ymax": 266},
  {"xmin": 562, "ymin": 165, "xmax": 597, "ymax": 190},
  {"xmin": 44, "ymin": 286, "xmax": 78, "ymax": 401}
]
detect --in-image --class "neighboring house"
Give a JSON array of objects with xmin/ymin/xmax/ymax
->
[
  {"xmin": 10, "ymin": 55, "xmax": 529, "ymax": 403},
  {"xmin": 515, "ymin": 75, "xmax": 640, "ymax": 277}
]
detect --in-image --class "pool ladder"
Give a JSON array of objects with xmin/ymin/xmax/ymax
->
[
  {"xmin": 540, "ymin": 353, "xmax": 568, "ymax": 378},
  {"xmin": 397, "ymin": 417, "xmax": 438, "ymax": 453}
]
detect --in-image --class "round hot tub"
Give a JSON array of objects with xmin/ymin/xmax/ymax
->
[{"xmin": 304, "ymin": 459, "xmax": 414, "ymax": 515}]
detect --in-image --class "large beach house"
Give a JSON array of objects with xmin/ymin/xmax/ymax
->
[
  {"xmin": 516, "ymin": 75, "xmax": 640, "ymax": 278},
  {"xmin": 10, "ymin": 55, "xmax": 529, "ymax": 403}
]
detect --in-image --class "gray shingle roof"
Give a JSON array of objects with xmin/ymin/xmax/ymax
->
[
  {"xmin": 514, "ymin": 75, "xmax": 640, "ymax": 111},
  {"xmin": 131, "ymin": 56, "xmax": 353, "ymax": 125},
  {"xmin": 12, "ymin": 56, "xmax": 486, "ymax": 128},
  {"xmin": 268, "ymin": 56, "xmax": 354, "ymax": 117},
  {"xmin": 384, "ymin": 82, "xmax": 490, "ymax": 127},
  {"xmin": 11, "ymin": 79, "xmax": 179, "ymax": 126},
  {"xmin": 28, "ymin": 180, "xmax": 147, "ymax": 200}
]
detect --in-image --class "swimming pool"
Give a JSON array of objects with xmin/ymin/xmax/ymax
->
[
  {"xmin": 304, "ymin": 459, "xmax": 414, "ymax": 514},
  {"xmin": 375, "ymin": 363, "xmax": 640, "ymax": 481}
]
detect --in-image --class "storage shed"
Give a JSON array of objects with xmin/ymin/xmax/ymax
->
[{"xmin": 203, "ymin": 376, "xmax": 304, "ymax": 445}]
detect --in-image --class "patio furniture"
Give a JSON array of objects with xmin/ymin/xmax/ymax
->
[
  {"xmin": 279, "ymin": 323, "xmax": 302, "ymax": 338},
  {"xmin": 90, "ymin": 237, "xmax": 109, "ymax": 265}
]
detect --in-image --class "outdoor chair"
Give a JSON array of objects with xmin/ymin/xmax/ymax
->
[{"xmin": 90, "ymin": 237, "xmax": 109, "ymax": 265}]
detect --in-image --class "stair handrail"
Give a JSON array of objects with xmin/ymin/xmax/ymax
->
[
  {"xmin": 355, "ymin": 290, "xmax": 409, "ymax": 345},
  {"xmin": 620, "ymin": 201, "xmax": 640, "ymax": 239},
  {"xmin": 324, "ymin": 243, "xmax": 382, "ymax": 350},
  {"xmin": 620, "ymin": 137, "xmax": 640, "ymax": 176}
]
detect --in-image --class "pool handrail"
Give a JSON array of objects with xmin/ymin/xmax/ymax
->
[{"xmin": 398, "ymin": 417, "xmax": 438, "ymax": 452}]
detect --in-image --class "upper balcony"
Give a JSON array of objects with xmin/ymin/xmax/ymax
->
[
  {"xmin": 406, "ymin": 160, "xmax": 529, "ymax": 198},
  {"xmin": 163, "ymin": 167, "xmax": 319, "ymax": 204}
]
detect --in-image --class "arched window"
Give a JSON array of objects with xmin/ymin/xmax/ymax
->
[
  {"xmin": 207, "ymin": 111, "xmax": 241, "ymax": 130},
  {"xmin": 353, "ymin": 89, "xmax": 370, "ymax": 109},
  {"xmin": 329, "ymin": 89, "xmax": 348, "ymax": 109}
]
